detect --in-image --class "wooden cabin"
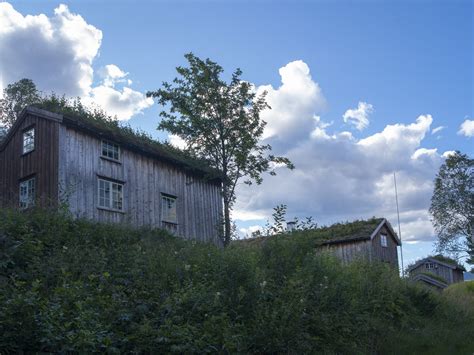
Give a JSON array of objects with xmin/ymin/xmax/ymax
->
[
  {"xmin": 238, "ymin": 218, "xmax": 401, "ymax": 270},
  {"xmin": 0, "ymin": 106, "xmax": 223, "ymax": 244},
  {"xmin": 317, "ymin": 218, "xmax": 401, "ymax": 270},
  {"xmin": 408, "ymin": 256, "xmax": 465, "ymax": 290}
]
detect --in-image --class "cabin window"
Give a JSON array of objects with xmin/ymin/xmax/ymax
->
[
  {"xmin": 98, "ymin": 178, "xmax": 123, "ymax": 211},
  {"xmin": 161, "ymin": 194, "xmax": 177, "ymax": 224},
  {"xmin": 101, "ymin": 140, "xmax": 120, "ymax": 161},
  {"xmin": 19, "ymin": 177, "xmax": 35, "ymax": 209},
  {"xmin": 381, "ymin": 234, "xmax": 388, "ymax": 248},
  {"xmin": 425, "ymin": 262, "xmax": 435, "ymax": 269},
  {"xmin": 22, "ymin": 127, "xmax": 35, "ymax": 154}
]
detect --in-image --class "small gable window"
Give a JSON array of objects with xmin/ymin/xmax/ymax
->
[
  {"xmin": 101, "ymin": 140, "xmax": 120, "ymax": 161},
  {"xmin": 19, "ymin": 177, "xmax": 35, "ymax": 209},
  {"xmin": 98, "ymin": 178, "xmax": 124, "ymax": 211},
  {"xmin": 22, "ymin": 127, "xmax": 35, "ymax": 154},
  {"xmin": 425, "ymin": 262, "xmax": 435, "ymax": 269},
  {"xmin": 161, "ymin": 194, "xmax": 177, "ymax": 224},
  {"xmin": 381, "ymin": 234, "xmax": 388, "ymax": 248}
]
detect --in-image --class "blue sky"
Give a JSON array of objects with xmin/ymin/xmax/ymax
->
[{"xmin": 1, "ymin": 0, "xmax": 472, "ymax": 267}]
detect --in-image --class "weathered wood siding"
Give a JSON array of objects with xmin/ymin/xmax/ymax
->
[
  {"xmin": 58, "ymin": 126, "xmax": 222, "ymax": 244},
  {"xmin": 322, "ymin": 224, "xmax": 399, "ymax": 270},
  {"xmin": 410, "ymin": 262, "xmax": 461, "ymax": 284},
  {"xmin": 322, "ymin": 240, "xmax": 372, "ymax": 264},
  {"xmin": 370, "ymin": 225, "xmax": 399, "ymax": 269},
  {"xmin": 0, "ymin": 113, "xmax": 60, "ymax": 208}
]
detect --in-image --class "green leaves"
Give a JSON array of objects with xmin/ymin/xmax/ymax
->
[
  {"xmin": 430, "ymin": 151, "xmax": 474, "ymax": 260},
  {"xmin": 147, "ymin": 53, "xmax": 294, "ymax": 245},
  {"xmin": 1, "ymin": 209, "xmax": 473, "ymax": 352}
]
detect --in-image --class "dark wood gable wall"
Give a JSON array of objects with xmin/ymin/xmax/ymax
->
[
  {"xmin": 0, "ymin": 114, "xmax": 60, "ymax": 208},
  {"xmin": 370, "ymin": 224, "xmax": 399, "ymax": 268}
]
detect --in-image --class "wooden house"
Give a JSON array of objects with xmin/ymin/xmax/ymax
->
[
  {"xmin": 316, "ymin": 218, "xmax": 401, "ymax": 270},
  {"xmin": 239, "ymin": 218, "xmax": 401, "ymax": 270},
  {"xmin": 407, "ymin": 256, "xmax": 465, "ymax": 290},
  {"xmin": 0, "ymin": 106, "xmax": 223, "ymax": 244}
]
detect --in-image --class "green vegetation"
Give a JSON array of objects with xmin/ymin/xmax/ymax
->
[
  {"xmin": 148, "ymin": 53, "xmax": 294, "ymax": 246},
  {"xmin": 1, "ymin": 209, "xmax": 473, "ymax": 353},
  {"xmin": 419, "ymin": 272, "xmax": 448, "ymax": 284},
  {"xmin": 239, "ymin": 217, "xmax": 384, "ymax": 247},
  {"xmin": 444, "ymin": 281, "xmax": 474, "ymax": 317}
]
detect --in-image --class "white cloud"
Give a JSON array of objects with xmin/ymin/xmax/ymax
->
[
  {"xmin": 0, "ymin": 3, "xmax": 152, "ymax": 120},
  {"xmin": 235, "ymin": 68, "xmax": 441, "ymax": 243},
  {"xmin": 442, "ymin": 150, "xmax": 456, "ymax": 158},
  {"xmin": 458, "ymin": 119, "xmax": 474, "ymax": 137},
  {"xmin": 257, "ymin": 60, "xmax": 326, "ymax": 145},
  {"xmin": 342, "ymin": 101, "xmax": 374, "ymax": 131},
  {"xmin": 168, "ymin": 134, "xmax": 187, "ymax": 150},
  {"xmin": 431, "ymin": 126, "xmax": 445, "ymax": 134}
]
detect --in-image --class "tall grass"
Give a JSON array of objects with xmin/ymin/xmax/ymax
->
[{"xmin": 0, "ymin": 209, "xmax": 473, "ymax": 353}]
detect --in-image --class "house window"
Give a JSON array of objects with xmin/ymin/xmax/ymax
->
[
  {"xmin": 98, "ymin": 178, "xmax": 123, "ymax": 211},
  {"xmin": 19, "ymin": 177, "xmax": 35, "ymax": 208},
  {"xmin": 161, "ymin": 194, "xmax": 177, "ymax": 224},
  {"xmin": 381, "ymin": 234, "xmax": 388, "ymax": 248},
  {"xmin": 22, "ymin": 127, "xmax": 35, "ymax": 154},
  {"xmin": 425, "ymin": 262, "xmax": 435, "ymax": 269},
  {"xmin": 101, "ymin": 140, "xmax": 120, "ymax": 161}
]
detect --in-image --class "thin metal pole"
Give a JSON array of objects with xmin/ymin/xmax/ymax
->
[{"xmin": 394, "ymin": 172, "xmax": 404, "ymax": 276}]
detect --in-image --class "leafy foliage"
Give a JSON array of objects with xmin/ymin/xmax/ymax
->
[
  {"xmin": 147, "ymin": 53, "xmax": 294, "ymax": 246},
  {"xmin": 0, "ymin": 78, "xmax": 41, "ymax": 128},
  {"xmin": 1, "ymin": 209, "xmax": 473, "ymax": 353},
  {"xmin": 430, "ymin": 151, "xmax": 474, "ymax": 262}
]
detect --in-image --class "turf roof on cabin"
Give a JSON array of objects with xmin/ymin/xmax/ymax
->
[
  {"xmin": 238, "ymin": 217, "xmax": 385, "ymax": 247},
  {"xmin": 31, "ymin": 104, "xmax": 222, "ymax": 181}
]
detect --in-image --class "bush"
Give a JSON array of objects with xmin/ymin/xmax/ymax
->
[{"xmin": 0, "ymin": 209, "xmax": 473, "ymax": 353}]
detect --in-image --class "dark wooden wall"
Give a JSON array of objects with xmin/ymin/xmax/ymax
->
[
  {"xmin": 0, "ymin": 114, "xmax": 60, "ymax": 208},
  {"xmin": 410, "ymin": 261, "xmax": 464, "ymax": 284},
  {"xmin": 370, "ymin": 224, "xmax": 399, "ymax": 269}
]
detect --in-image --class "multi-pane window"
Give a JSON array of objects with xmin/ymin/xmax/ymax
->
[
  {"xmin": 98, "ymin": 178, "xmax": 123, "ymax": 210},
  {"xmin": 101, "ymin": 140, "xmax": 120, "ymax": 161},
  {"xmin": 19, "ymin": 177, "xmax": 35, "ymax": 209},
  {"xmin": 22, "ymin": 127, "xmax": 35, "ymax": 154},
  {"xmin": 380, "ymin": 234, "xmax": 388, "ymax": 248},
  {"xmin": 161, "ymin": 194, "xmax": 177, "ymax": 223},
  {"xmin": 425, "ymin": 262, "xmax": 435, "ymax": 269}
]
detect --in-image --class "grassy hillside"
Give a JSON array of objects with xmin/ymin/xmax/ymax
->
[{"xmin": 1, "ymin": 209, "xmax": 473, "ymax": 353}]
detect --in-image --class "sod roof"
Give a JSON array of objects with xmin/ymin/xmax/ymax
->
[
  {"xmin": 236, "ymin": 217, "xmax": 393, "ymax": 247},
  {"xmin": 3, "ymin": 106, "xmax": 221, "ymax": 182}
]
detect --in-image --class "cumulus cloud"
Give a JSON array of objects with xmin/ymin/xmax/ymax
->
[
  {"xmin": 256, "ymin": 60, "xmax": 326, "ymax": 145},
  {"xmin": 458, "ymin": 119, "xmax": 474, "ymax": 137},
  {"xmin": 234, "ymin": 61, "xmax": 442, "ymax": 243},
  {"xmin": 343, "ymin": 101, "xmax": 374, "ymax": 131},
  {"xmin": 0, "ymin": 3, "xmax": 152, "ymax": 120}
]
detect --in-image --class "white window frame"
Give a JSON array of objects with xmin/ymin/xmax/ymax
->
[
  {"xmin": 101, "ymin": 140, "xmax": 121, "ymax": 161},
  {"xmin": 425, "ymin": 262, "xmax": 435, "ymax": 270},
  {"xmin": 381, "ymin": 234, "xmax": 388, "ymax": 248},
  {"xmin": 22, "ymin": 127, "xmax": 35, "ymax": 154},
  {"xmin": 161, "ymin": 194, "xmax": 177, "ymax": 224},
  {"xmin": 19, "ymin": 177, "xmax": 35, "ymax": 209},
  {"xmin": 98, "ymin": 178, "xmax": 124, "ymax": 211}
]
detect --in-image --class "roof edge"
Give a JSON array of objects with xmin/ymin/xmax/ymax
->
[
  {"xmin": 369, "ymin": 218, "xmax": 402, "ymax": 246},
  {"xmin": 0, "ymin": 106, "xmax": 63, "ymax": 152},
  {"xmin": 407, "ymin": 257, "xmax": 463, "ymax": 272}
]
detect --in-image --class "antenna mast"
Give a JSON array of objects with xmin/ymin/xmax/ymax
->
[{"xmin": 394, "ymin": 172, "xmax": 404, "ymax": 276}]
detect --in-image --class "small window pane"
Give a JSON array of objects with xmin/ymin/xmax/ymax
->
[
  {"xmin": 162, "ymin": 195, "xmax": 177, "ymax": 223},
  {"xmin": 101, "ymin": 140, "xmax": 120, "ymax": 160},
  {"xmin": 19, "ymin": 177, "xmax": 35, "ymax": 208},
  {"xmin": 381, "ymin": 234, "xmax": 388, "ymax": 248},
  {"xmin": 23, "ymin": 128, "xmax": 35, "ymax": 154},
  {"xmin": 98, "ymin": 178, "xmax": 123, "ymax": 211}
]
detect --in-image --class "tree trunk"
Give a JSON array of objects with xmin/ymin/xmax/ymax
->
[{"xmin": 223, "ymin": 194, "xmax": 231, "ymax": 247}]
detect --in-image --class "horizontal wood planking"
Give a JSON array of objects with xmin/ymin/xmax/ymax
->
[
  {"xmin": 59, "ymin": 127, "xmax": 222, "ymax": 243},
  {"xmin": 0, "ymin": 114, "xmax": 59, "ymax": 208}
]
